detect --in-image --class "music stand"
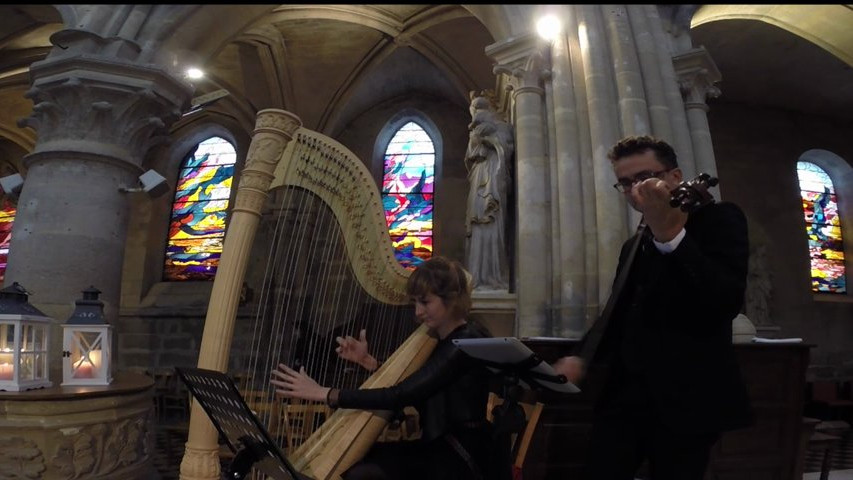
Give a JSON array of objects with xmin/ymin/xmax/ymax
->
[
  {"xmin": 452, "ymin": 337, "xmax": 580, "ymax": 394},
  {"xmin": 453, "ymin": 337, "xmax": 579, "ymax": 445},
  {"xmin": 174, "ymin": 367, "xmax": 309, "ymax": 480}
]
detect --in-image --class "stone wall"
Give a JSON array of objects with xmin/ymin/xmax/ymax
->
[{"xmin": 709, "ymin": 100, "xmax": 853, "ymax": 381}]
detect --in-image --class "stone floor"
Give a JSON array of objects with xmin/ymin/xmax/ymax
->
[
  {"xmin": 804, "ymin": 471, "xmax": 853, "ymax": 480},
  {"xmin": 148, "ymin": 422, "xmax": 853, "ymax": 479},
  {"xmin": 804, "ymin": 430, "xmax": 853, "ymax": 477},
  {"xmin": 151, "ymin": 421, "xmax": 190, "ymax": 480}
]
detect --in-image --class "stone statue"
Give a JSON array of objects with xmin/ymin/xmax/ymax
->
[
  {"xmin": 745, "ymin": 240, "xmax": 773, "ymax": 327},
  {"xmin": 464, "ymin": 91, "xmax": 514, "ymax": 290}
]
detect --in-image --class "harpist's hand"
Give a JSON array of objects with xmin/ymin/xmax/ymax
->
[
  {"xmin": 271, "ymin": 364, "xmax": 331, "ymax": 403},
  {"xmin": 552, "ymin": 355, "xmax": 585, "ymax": 384},
  {"xmin": 336, "ymin": 329, "xmax": 380, "ymax": 371}
]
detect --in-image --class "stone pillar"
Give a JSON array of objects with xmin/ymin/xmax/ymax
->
[
  {"xmin": 7, "ymin": 55, "xmax": 191, "ymax": 380},
  {"xmin": 602, "ymin": 4, "xmax": 649, "ymax": 234},
  {"xmin": 576, "ymin": 5, "xmax": 629, "ymax": 308},
  {"xmin": 548, "ymin": 23, "xmax": 586, "ymax": 338},
  {"xmin": 486, "ymin": 34, "xmax": 551, "ymax": 337},
  {"xmin": 675, "ymin": 46, "xmax": 722, "ymax": 197},
  {"xmin": 646, "ymin": 5, "xmax": 698, "ymax": 181}
]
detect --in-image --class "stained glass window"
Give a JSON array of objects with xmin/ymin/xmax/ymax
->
[
  {"xmin": 382, "ymin": 122, "xmax": 434, "ymax": 269},
  {"xmin": 164, "ymin": 136, "xmax": 237, "ymax": 281},
  {"xmin": 0, "ymin": 199, "xmax": 15, "ymax": 284},
  {"xmin": 797, "ymin": 161, "xmax": 846, "ymax": 293}
]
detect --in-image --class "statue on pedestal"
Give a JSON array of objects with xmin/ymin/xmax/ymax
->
[{"xmin": 464, "ymin": 91, "xmax": 514, "ymax": 291}]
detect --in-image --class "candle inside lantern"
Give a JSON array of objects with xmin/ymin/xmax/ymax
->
[
  {"xmin": 0, "ymin": 349, "xmax": 12, "ymax": 380},
  {"xmin": 73, "ymin": 350, "xmax": 101, "ymax": 378},
  {"xmin": 0, "ymin": 362, "xmax": 12, "ymax": 380}
]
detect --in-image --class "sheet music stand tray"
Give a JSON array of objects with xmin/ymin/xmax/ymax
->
[
  {"xmin": 452, "ymin": 337, "xmax": 579, "ymax": 395},
  {"xmin": 452, "ymin": 337, "xmax": 579, "ymax": 443},
  {"xmin": 175, "ymin": 366, "xmax": 309, "ymax": 480}
]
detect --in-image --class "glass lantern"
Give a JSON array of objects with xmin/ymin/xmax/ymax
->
[
  {"xmin": 61, "ymin": 286, "xmax": 113, "ymax": 386},
  {"xmin": 0, "ymin": 282, "xmax": 52, "ymax": 392}
]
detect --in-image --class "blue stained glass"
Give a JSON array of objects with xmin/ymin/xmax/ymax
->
[
  {"xmin": 796, "ymin": 161, "xmax": 846, "ymax": 294},
  {"xmin": 382, "ymin": 122, "xmax": 435, "ymax": 268},
  {"xmin": 164, "ymin": 136, "xmax": 237, "ymax": 281}
]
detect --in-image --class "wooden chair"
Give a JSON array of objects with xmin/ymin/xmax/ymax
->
[
  {"xmin": 234, "ymin": 384, "xmax": 333, "ymax": 452},
  {"xmin": 242, "ymin": 389, "xmax": 287, "ymax": 440},
  {"xmin": 282, "ymin": 401, "xmax": 333, "ymax": 450},
  {"xmin": 487, "ymin": 392, "xmax": 544, "ymax": 479}
]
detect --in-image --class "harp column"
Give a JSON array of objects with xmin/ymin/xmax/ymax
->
[
  {"xmin": 180, "ymin": 109, "xmax": 302, "ymax": 480},
  {"xmin": 487, "ymin": 34, "xmax": 553, "ymax": 337}
]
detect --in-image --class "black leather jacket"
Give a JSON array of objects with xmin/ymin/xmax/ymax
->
[{"xmin": 337, "ymin": 322, "xmax": 491, "ymax": 441}]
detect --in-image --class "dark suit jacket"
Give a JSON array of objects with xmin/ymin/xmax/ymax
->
[{"xmin": 581, "ymin": 201, "xmax": 753, "ymax": 434}]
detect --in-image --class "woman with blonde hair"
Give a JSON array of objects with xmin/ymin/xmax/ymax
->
[{"xmin": 271, "ymin": 256, "xmax": 510, "ymax": 480}]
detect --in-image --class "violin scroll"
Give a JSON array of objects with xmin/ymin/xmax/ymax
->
[{"xmin": 669, "ymin": 173, "xmax": 718, "ymax": 213}]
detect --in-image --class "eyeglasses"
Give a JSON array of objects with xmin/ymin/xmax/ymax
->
[{"xmin": 613, "ymin": 169, "xmax": 673, "ymax": 193}]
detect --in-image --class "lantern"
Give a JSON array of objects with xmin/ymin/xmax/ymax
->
[
  {"xmin": 0, "ymin": 282, "xmax": 52, "ymax": 391},
  {"xmin": 61, "ymin": 286, "xmax": 112, "ymax": 386}
]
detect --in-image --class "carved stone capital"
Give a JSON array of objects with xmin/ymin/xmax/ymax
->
[
  {"xmin": 49, "ymin": 29, "xmax": 143, "ymax": 63},
  {"xmin": 673, "ymin": 46, "xmax": 722, "ymax": 108},
  {"xmin": 487, "ymin": 33, "xmax": 550, "ymax": 89},
  {"xmin": 17, "ymin": 55, "xmax": 193, "ymax": 168}
]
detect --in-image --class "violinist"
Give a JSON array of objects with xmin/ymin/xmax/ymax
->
[{"xmin": 552, "ymin": 135, "xmax": 753, "ymax": 480}]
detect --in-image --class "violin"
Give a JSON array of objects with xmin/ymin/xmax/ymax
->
[{"xmin": 669, "ymin": 173, "xmax": 718, "ymax": 213}]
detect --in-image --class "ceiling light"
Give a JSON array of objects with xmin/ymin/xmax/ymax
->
[
  {"xmin": 537, "ymin": 15, "xmax": 562, "ymax": 42},
  {"xmin": 185, "ymin": 68, "xmax": 204, "ymax": 80}
]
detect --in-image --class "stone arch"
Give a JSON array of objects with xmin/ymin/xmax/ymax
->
[{"xmin": 691, "ymin": 5, "xmax": 853, "ymax": 66}]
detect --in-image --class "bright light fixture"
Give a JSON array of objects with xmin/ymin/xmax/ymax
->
[
  {"xmin": 537, "ymin": 14, "xmax": 562, "ymax": 41},
  {"xmin": 185, "ymin": 68, "xmax": 204, "ymax": 80}
]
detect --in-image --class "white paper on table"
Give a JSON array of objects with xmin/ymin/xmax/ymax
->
[{"xmin": 751, "ymin": 337, "xmax": 803, "ymax": 344}]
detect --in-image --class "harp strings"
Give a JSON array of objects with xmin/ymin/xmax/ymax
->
[{"xmin": 240, "ymin": 133, "xmax": 416, "ymax": 451}]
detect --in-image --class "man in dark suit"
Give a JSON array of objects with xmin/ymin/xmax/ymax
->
[{"xmin": 552, "ymin": 135, "xmax": 752, "ymax": 480}]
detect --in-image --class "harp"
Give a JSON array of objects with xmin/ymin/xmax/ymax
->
[{"xmin": 179, "ymin": 109, "xmax": 437, "ymax": 480}]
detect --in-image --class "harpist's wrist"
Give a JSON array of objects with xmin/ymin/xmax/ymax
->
[
  {"xmin": 326, "ymin": 388, "xmax": 340, "ymax": 408},
  {"xmin": 362, "ymin": 355, "xmax": 380, "ymax": 372}
]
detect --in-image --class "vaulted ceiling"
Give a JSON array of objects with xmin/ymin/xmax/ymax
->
[{"xmin": 0, "ymin": 4, "xmax": 851, "ymax": 155}]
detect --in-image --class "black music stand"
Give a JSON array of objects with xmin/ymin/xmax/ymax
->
[
  {"xmin": 175, "ymin": 367, "xmax": 309, "ymax": 480},
  {"xmin": 452, "ymin": 337, "xmax": 579, "ymax": 442},
  {"xmin": 452, "ymin": 337, "xmax": 579, "ymax": 395}
]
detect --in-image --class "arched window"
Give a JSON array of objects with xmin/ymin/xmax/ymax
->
[
  {"xmin": 164, "ymin": 136, "xmax": 237, "ymax": 281},
  {"xmin": 796, "ymin": 161, "xmax": 846, "ymax": 293},
  {"xmin": 0, "ymin": 199, "xmax": 15, "ymax": 284},
  {"xmin": 381, "ymin": 121, "xmax": 434, "ymax": 269}
]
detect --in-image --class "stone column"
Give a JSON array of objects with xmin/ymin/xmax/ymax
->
[
  {"xmin": 576, "ymin": 5, "xmax": 629, "ymax": 307},
  {"xmin": 675, "ymin": 46, "xmax": 722, "ymax": 197},
  {"xmin": 7, "ymin": 55, "xmax": 191, "ymax": 380},
  {"xmin": 602, "ymin": 4, "xmax": 648, "ymax": 233},
  {"xmin": 646, "ymin": 5, "xmax": 698, "ymax": 181},
  {"xmin": 486, "ymin": 34, "xmax": 551, "ymax": 337},
  {"xmin": 549, "ymin": 23, "xmax": 586, "ymax": 339}
]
